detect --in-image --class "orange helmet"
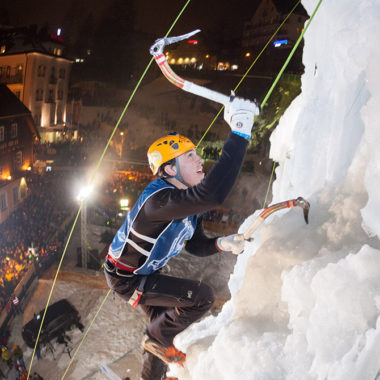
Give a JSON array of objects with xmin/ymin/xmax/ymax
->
[{"xmin": 147, "ymin": 134, "xmax": 196, "ymax": 175}]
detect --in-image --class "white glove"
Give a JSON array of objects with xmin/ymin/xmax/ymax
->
[
  {"xmin": 216, "ymin": 234, "xmax": 245, "ymax": 255},
  {"xmin": 224, "ymin": 95, "xmax": 260, "ymax": 139}
]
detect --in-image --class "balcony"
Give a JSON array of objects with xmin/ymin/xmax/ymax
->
[
  {"xmin": 0, "ymin": 72, "xmax": 23, "ymax": 84},
  {"xmin": 45, "ymin": 97, "xmax": 55, "ymax": 104}
]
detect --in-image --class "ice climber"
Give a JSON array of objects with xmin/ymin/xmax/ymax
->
[{"xmin": 104, "ymin": 96, "xmax": 259, "ymax": 380}]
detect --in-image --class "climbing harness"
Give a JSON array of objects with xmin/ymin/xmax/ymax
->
[
  {"xmin": 54, "ymin": 0, "xmax": 324, "ymax": 377},
  {"xmin": 236, "ymin": 197, "xmax": 310, "ymax": 242},
  {"xmin": 128, "ymin": 276, "xmax": 148, "ymax": 309}
]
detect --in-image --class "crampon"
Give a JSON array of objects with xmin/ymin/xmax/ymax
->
[{"xmin": 143, "ymin": 336, "xmax": 186, "ymax": 366}]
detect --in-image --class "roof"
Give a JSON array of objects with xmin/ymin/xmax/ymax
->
[
  {"xmin": 273, "ymin": 0, "xmax": 308, "ymax": 17},
  {"xmin": 0, "ymin": 84, "xmax": 39, "ymax": 139},
  {"xmin": 0, "ymin": 26, "xmax": 72, "ymax": 60},
  {"xmin": 0, "ymin": 84, "xmax": 30, "ymax": 118}
]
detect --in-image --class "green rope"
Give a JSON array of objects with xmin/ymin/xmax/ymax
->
[
  {"xmin": 197, "ymin": 0, "xmax": 301, "ymax": 148},
  {"xmin": 61, "ymin": 290, "xmax": 112, "ymax": 380},
  {"xmin": 27, "ymin": 205, "xmax": 82, "ymax": 379},
  {"xmin": 261, "ymin": 0, "xmax": 324, "ymax": 108},
  {"xmin": 262, "ymin": 0, "xmax": 324, "ymax": 208},
  {"xmin": 37, "ymin": 1, "xmax": 193, "ymax": 378}
]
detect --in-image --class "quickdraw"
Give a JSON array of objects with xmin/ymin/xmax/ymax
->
[{"xmin": 236, "ymin": 197, "xmax": 310, "ymax": 241}]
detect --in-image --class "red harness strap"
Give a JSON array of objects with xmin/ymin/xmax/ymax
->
[{"xmin": 106, "ymin": 254, "xmax": 136, "ymax": 272}]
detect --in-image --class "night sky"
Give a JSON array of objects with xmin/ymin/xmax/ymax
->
[
  {"xmin": 2, "ymin": 0, "xmax": 261, "ymax": 40},
  {"xmin": 1, "ymin": 0, "xmax": 302, "ymax": 84}
]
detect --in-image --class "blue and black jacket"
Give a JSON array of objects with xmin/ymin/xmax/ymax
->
[{"xmin": 108, "ymin": 132, "xmax": 248, "ymax": 275}]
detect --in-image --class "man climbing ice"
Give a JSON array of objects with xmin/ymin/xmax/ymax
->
[{"xmin": 104, "ymin": 95, "xmax": 259, "ymax": 380}]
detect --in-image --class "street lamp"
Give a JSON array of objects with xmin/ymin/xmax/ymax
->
[{"xmin": 77, "ymin": 185, "xmax": 93, "ymax": 270}]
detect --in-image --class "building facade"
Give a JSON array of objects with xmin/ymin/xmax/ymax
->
[
  {"xmin": 242, "ymin": 0, "xmax": 308, "ymax": 73},
  {"xmin": 0, "ymin": 28, "xmax": 73, "ymax": 142},
  {"xmin": 0, "ymin": 84, "xmax": 38, "ymax": 223}
]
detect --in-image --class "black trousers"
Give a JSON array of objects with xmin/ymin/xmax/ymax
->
[
  {"xmin": 104, "ymin": 270, "xmax": 215, "ymax": 347},
  {"xmin": 105, "ymin": 269, "xmax": 215, "ymax": 380}
]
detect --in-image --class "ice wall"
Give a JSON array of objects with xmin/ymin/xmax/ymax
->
[{"xmin": 171, "ymin": 0, "xmax": 380, "ymax": 379}]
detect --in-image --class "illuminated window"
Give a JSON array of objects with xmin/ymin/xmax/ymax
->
[
  {"xmin": 0, "ymin": 45, "xmax": 5, "ymax": 54},
  {"xmin": 0, "ymin": 126, "xmax": 4, "ymax": 141}
]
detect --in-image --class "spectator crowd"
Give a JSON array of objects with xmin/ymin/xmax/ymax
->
[{"xmin": 0, "ymin": 171, "xmax": 74, "ymax": 316}]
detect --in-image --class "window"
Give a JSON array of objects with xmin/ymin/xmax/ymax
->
[
  {"xmin": 0, "ymin": 193, "xmax": 7, "ymax": 211},
  {"xmin": 50, "ymin": 105, "xmax": 55, "ymax": 124},
  {"xmin": 34, "ymin": 110, "xmax": 41, "ymax": 126},
  {"xmin": 57, "ymin": 88, "xmax": 63, "ymax": 100},
  {"xmin": 59, "ymin": 68, "xmax": 65, "ymax": 78},
  {"xmin": 48, "ymin": 88, "xmax": 54, "ymax": 102},
  {"xmin": 0, "ymin": 126, "xmax": 4, "ymax": 141},
  {"xmin": 12, "ymin": 187, "xmax": 18, "ymax": 204},
  {"xmin": 10, "ymin": 123, "xmax": 17, "ymax": 139},
  {"xmin": 15, "ymin": 151, "xmax": 23, "ymax": 168},
  {"xmin": 36, "ymin": 88, "xmax": 43, "ymax": 101},
  {"xmin": 6, "ymin": 66, "xmax": 10, "ymax": 78},
  {"xmin": 57, "ymin": 106, "xmax": 62, "ymax": 123},
  {"xmin": 38, "ymin": 65, "xmax": 46, "ymax": 77}
]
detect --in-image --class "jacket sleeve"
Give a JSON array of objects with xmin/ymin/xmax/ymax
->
[
  {"xmin": 185, "ymin": 216, "xmax": 220, "ymax": 257},
  {"xmin": 144, "ymin": 132, "xmax": 248, "ymax": 221}
]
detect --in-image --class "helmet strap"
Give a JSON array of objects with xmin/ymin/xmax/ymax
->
[{"xmin": 174, "ymin": 157, "xmax": 192, "ymax": 188}]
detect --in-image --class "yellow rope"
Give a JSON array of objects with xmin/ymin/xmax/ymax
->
[{"xmin": 196, "ymin": 0, "xmax": 301, "ymax": 148}]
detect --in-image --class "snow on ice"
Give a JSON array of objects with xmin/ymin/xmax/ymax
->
[
  {"xmin": 14, "ymin": 0, "xmax": 380, "ymax": 379},
  {"xmin": 170, "ymin": 0, "xmax": 380, "ymax": 379}
]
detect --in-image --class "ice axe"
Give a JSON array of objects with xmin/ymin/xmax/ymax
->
[
  {"xmin": 150, "ymin": 29, "xmax": 233, "ymax": 106},
  {"xmin": 235, "ymin": 197, "xmax": 310, "ymax": 242}
]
